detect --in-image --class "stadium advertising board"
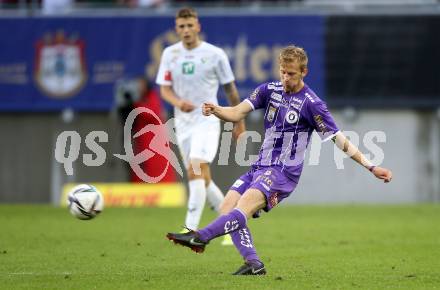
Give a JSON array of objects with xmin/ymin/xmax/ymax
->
[
  {"xmin": 61, "ymin": 183, "xmax": 185, "ymax": 207},
  {"xmin": 0, "ymin": 16, "xmax": 324, "ymax": 111}
]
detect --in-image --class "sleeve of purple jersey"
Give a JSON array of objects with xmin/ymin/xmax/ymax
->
[
  {"xmin": 244, "ymin": 83, "xmax": 267, "ymax": 111},
  {"xmin": 307, "ymin": 101, "xmax": 340, "ymax": 141}
]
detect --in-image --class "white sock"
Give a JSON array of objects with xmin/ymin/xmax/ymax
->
[
  {"xmin": 206, "ymin": 180, "xmax": 224, "ymax": 212},
  {"xmin": 185, "ymin": 179, "xmax": 206, "ymax": 230}
]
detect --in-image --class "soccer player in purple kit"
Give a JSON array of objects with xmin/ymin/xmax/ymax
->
[{"xmin": 166, "ymin": 45, "xmax": 393, "ymax": 275}]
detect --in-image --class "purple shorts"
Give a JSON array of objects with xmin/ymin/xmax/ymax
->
[{"xmin": 229, "ymin": 166, "xmax": 298, "ymax": 215}]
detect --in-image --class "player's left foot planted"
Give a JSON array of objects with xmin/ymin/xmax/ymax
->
[
  {"xmin": 232, "ymin": 260, "xmax": 266, "ymax": 275},
  {"xmin": 166, "ymin": 230, "xmax": 208, "ymax": 253}
]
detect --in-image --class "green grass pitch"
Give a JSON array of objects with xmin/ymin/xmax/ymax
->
[{"xmin": 0, "ymin": 204, "xmax": 439, "ymax": 289}]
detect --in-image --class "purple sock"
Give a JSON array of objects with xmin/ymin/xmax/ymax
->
[
  {"xmin": 198, "ymin": 208, "xmax": 247, "ymax": 242},
  {"xmin": 230, "ymin": 226, "xmax": 260, "ymax": 262}
]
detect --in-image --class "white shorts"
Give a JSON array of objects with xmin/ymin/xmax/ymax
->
[{"xmin": 176, "ymin": 120, "xmax": 220, "ymax": 168}]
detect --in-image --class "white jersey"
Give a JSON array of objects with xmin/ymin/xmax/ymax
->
[{"xmin": 156, "ymin": 41, "xmax": 235, "ymax": 131}]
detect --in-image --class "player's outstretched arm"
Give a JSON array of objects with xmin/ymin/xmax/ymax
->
[
  {"xmin": 160, "ymin": 85, "xmax": 196, "ymax": 112},
  {"xmin": 202, "ymin": 101, "xmax": 252, "ymax": 122},
  {"xmin": 331, "ymin": 131, "xmax": 393, "ymax": 183},
  {"xmin": 223, "ymin": 82, "xmax": 245, "ymax": 140}
]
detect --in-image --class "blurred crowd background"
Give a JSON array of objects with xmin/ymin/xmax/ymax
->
[{"xmin": 1, "ymin": 0, "xmax": 439, "ymax": 12}]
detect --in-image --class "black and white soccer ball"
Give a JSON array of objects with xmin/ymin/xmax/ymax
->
[{"xmin": 67, "ymin": 184, "xmax": 104, "ymax": 220}]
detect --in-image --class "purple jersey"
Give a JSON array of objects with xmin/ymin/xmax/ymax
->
[{"xmin": 244, "ymin": 81, "xmax": 339, "ymax": 182}]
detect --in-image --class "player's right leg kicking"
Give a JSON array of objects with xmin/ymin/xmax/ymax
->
[{"xmin": 167, "ymin": 188, "xmax": 266, "ymax": 275}]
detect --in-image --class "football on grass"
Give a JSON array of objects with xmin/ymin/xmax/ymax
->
[{"xmin": 67, "ymin": 184, "xmax": 104, "ymax": 220}]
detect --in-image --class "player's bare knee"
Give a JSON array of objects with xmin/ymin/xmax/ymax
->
[
  {"xmin": 188, "ymin": 159, "xmax": 209, "ymax": 180},
  {"xmin": 186, "ymin": 167, "xmax": 202, "ymax": 180},
  {"xmin": 189, "ymin": 160, "xmax": 202, "ymax": 176},
  {"xmin": 237, "ymin": 189, "xmax": 266, "ymax": 218}
]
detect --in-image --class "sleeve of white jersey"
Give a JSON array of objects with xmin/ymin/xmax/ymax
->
[
  {"xmin": 155, "ymin": 48, "xmax": 172, "ymax": 86},
  {"xmin": 215, "ymin": 49, "xmax": 235, "ymax": 85}
]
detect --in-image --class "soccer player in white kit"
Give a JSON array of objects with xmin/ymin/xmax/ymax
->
[{"xmin": 156, "ymin": 7, "xmax": 245, "ymax": 245}]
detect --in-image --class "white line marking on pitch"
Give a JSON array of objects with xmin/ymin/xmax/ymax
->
[{"xmin": 6, "ymin": 272, "xmax": 72, "ymax": 276}]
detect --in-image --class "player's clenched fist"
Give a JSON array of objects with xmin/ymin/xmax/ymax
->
[
  {"xmin": 371, "ymin": 166, "xmax": 393, "ymax": 183},
  {"xmin": 203, "ymin": 102, "xmax": 216, "ymax": 116}
]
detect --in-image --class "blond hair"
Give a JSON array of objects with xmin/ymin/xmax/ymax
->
[
  {"xmin": 279, "ymin": 45, "xmax": 308, "ymax": 71},
  {"xmin": 176, "ymin": 7, "xmax": 198, "ymax": 19}
]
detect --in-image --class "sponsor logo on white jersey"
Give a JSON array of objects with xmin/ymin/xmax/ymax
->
[{"xmin": 182, "ymin": 61, "xmax": 195, "ymax": 74}]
